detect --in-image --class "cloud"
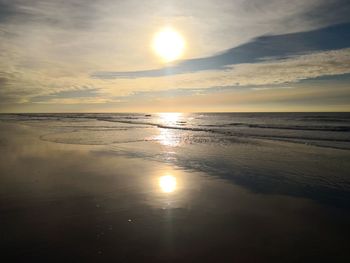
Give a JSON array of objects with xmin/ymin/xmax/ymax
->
[
  {"xmin": 1, "ymin": 47, "xmax": 349, "ymax": 107},
  {"xmin": 30, "ymin": 87, "xmax": 102, "ymax": 103},
  {"xmin": 213, "ymin": 48, "xmax": 350, "ymax": 86},
  {"xmin": 33, "ymin": 97, "xmax": 114, "ymax": 105},
  {"xmin": 92, "ymin": 22, "xmax": 350, "ymax": 79},
  {"xmin": 90, "ymin": 48, "xmax": 350, "ymax": 95}
]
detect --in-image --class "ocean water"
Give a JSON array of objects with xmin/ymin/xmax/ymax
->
[
  {"xmin": 3, "ymin": 112, "xmax": 350, "ymax": 148},
  {"xmin": 1, "ymin": 112, "xmax": 350, "ymax": 261}
]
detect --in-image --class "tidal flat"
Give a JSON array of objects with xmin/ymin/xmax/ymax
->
[{"xmin": 1, "ymin": 113, "xmax": 350, "ymax": 262}]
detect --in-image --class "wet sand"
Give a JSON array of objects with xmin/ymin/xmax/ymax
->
[{"xmin": 1, "ymin": 122, "xmax": 350, "ymax": 262}]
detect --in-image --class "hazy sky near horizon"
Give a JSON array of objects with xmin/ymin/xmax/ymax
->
[{"xmin": 0, "ymin": 0, "xmax": 350, "ymax": 112}]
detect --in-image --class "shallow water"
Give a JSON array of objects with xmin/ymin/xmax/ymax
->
[
  {"xmin": 4, "ymin": 112, "xmax": 350, "ymax": 149},
  {"xmin": 0, "ymin": 113, "xmax": 350, "ymax": 262}
]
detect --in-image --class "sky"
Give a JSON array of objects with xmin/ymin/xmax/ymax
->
[{"xmin": 0, "ymin": 0, "xmax": 349, "ymax": 112}]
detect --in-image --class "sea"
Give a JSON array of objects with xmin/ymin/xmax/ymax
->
[{"xmin": 1, "ymin": 112, "xmax": 350, "ymax": 149}]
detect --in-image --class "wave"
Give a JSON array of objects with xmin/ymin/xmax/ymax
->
[
  {"xmin": 199, "ymin": 123, "xmax": 350, "ymax": 132},
  {"xmin": 3, "ymin": 113, "xmax": 350, "ymax": 150},
  {"xmin": 96, "ymin": 118, "xmax": 350, "ymax": 149}
]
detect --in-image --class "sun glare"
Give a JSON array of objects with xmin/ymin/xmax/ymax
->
[
  {"xmin": 159, "ymin": 175, "xmax": 177, "ymax": 193},
  {"xmin": 152, "ymin": 27, "xmax": 185, "ymax": 62},
  {"xmin": 159, "ymin": 112, "xmax": 181, "ymax": 124}
]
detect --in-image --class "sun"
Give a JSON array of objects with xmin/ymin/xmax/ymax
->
[
  {"xmin": 152, "ymin": 27, "xmax": 185, "ymax": 62},
  {"xmin": 159, "ymin": 175, "xmax": 177, "ymax": 193}
]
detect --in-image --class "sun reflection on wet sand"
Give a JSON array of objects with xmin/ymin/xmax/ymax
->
[{"xmin": 159, "ymin": 174, "xmax": 177, "ymax": 193}]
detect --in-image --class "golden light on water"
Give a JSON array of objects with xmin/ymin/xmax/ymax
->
[
  {"xmin": 159, "ymin": 174, "xmax": 177, "ymax": 193},
  {"xmin": 156, "ymin": 128, "xmax": 180, "ymax": 147},
  {"xmin": 159, "ymin": 112, "xmax": 181, "ymax": 124},
  {"xmin": 156, "ymin": 113, "xmax": 182, "ymax": 146},
  {"xmin": 152, "ymin": 27, "xmax": 185, "ymax": 62}
]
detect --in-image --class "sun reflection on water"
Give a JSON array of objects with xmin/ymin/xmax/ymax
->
[
  {"xmin": 159, "ymin": 112, "xmax": 182, "ymax": 125},
  {"xmin": 155, "ymin": 113, "xmax": 183, "ymax": 146},
  {"xmin": 156, "ymin": 128, "xmax": 180, "ymax": 147}
]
